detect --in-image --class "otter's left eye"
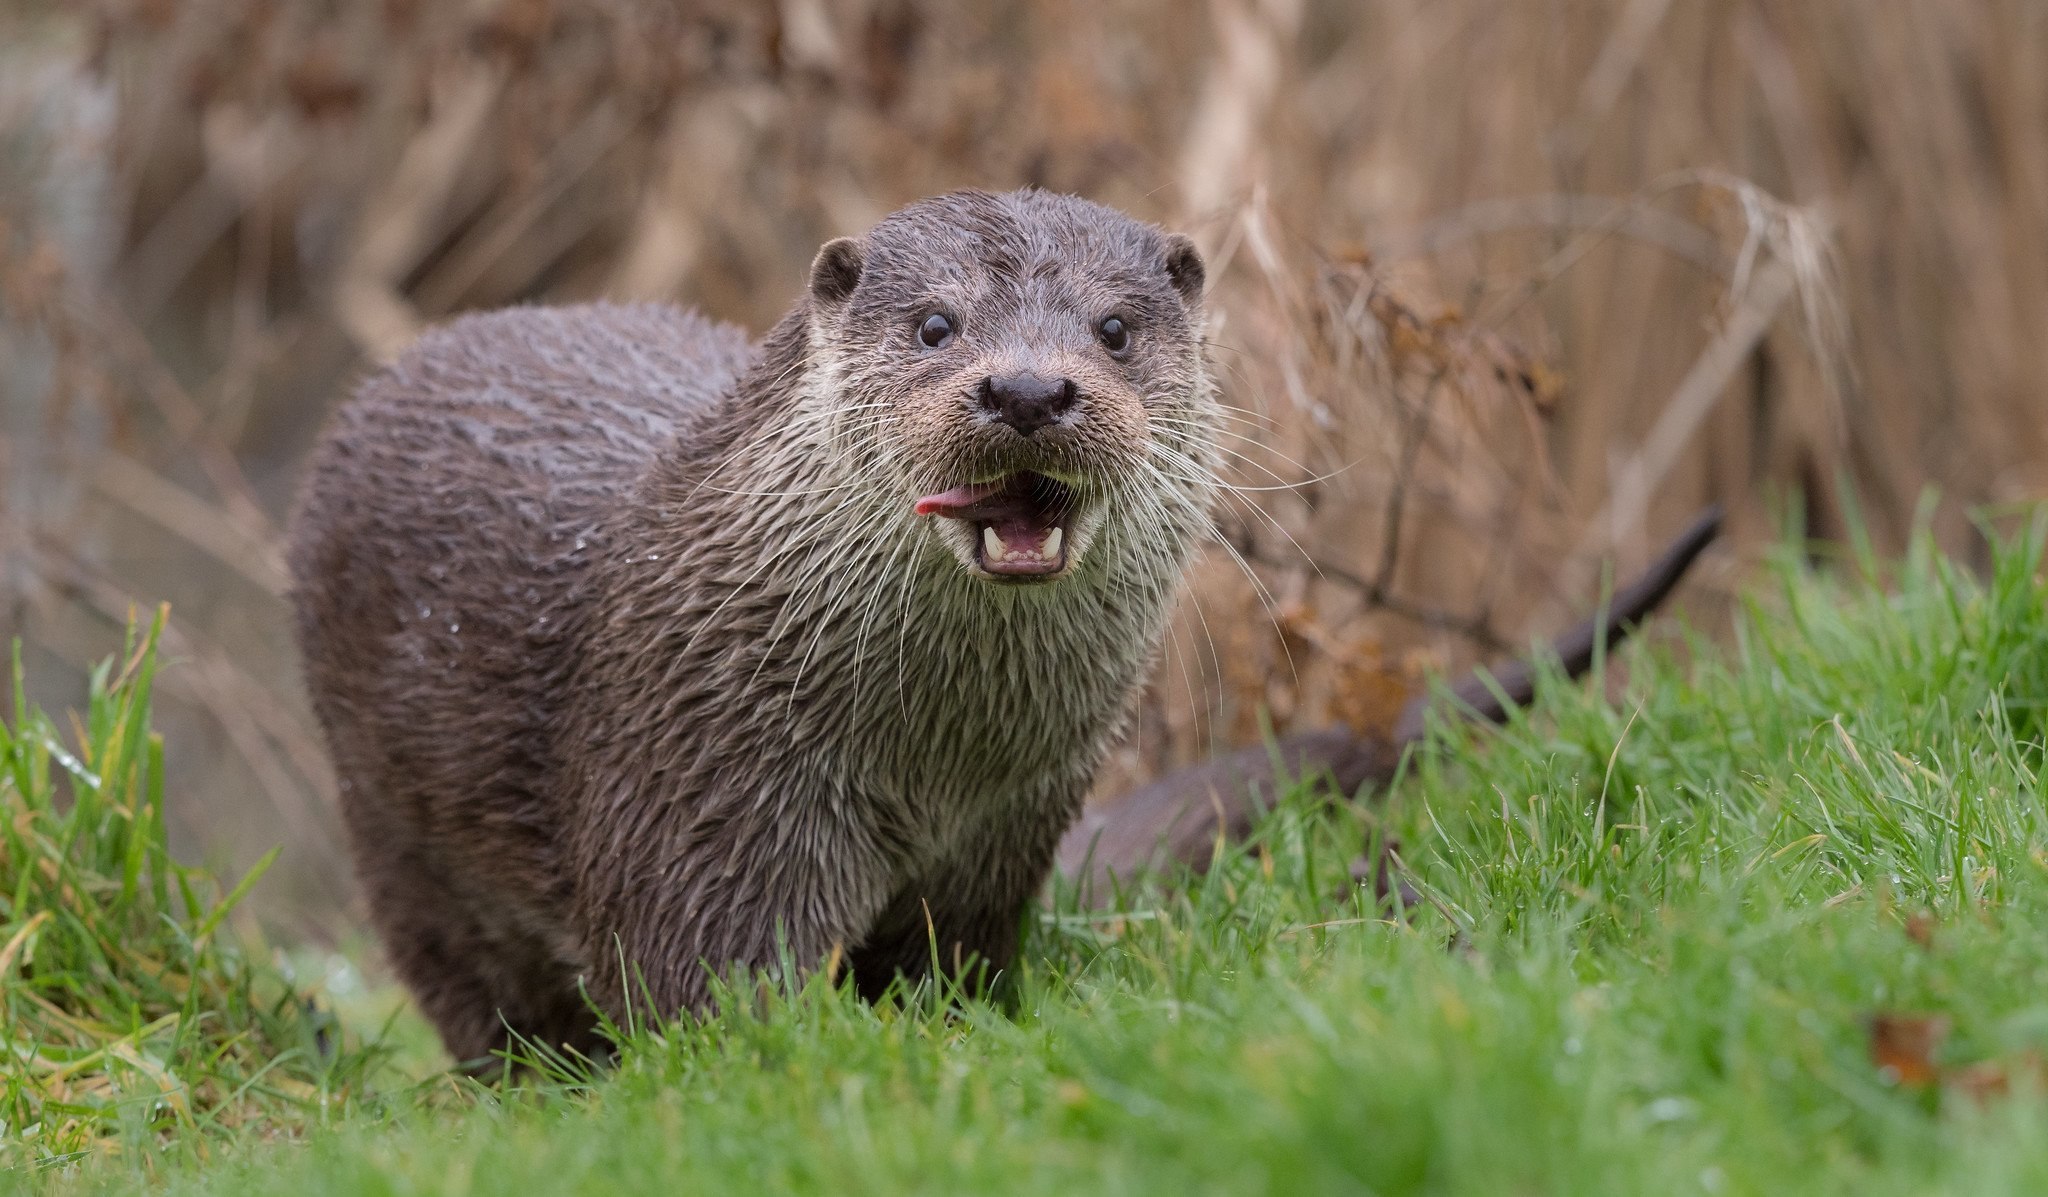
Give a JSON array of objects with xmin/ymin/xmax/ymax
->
[
  {"xmin": 918, "ymin": 313, "xmax": 955, "ymax": 349},
  {"xmin": 1097, "ymin": 315, "xmax": 1129, "ymax": 355}
]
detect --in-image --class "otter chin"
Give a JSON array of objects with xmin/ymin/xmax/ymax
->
[{"xmin": 288, "ymin": 188, "xmax": 1221, "ymax": 1064}]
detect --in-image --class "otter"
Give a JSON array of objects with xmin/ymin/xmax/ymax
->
[{"xmin": 288, "ymin": 189, "xmax": 1219, "ymax": 1062}]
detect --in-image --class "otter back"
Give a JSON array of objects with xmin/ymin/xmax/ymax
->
[{"xmin": 290, "ymin": 303, "xmax": 754, "ymax": 1058}]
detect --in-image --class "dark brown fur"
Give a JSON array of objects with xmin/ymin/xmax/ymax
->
[{"xmin": 289, "ymin": 190, "xmax": 1217, "ymax": 1062}]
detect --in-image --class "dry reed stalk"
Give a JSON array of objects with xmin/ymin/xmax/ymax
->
[{"xmin": 0, "ymin": 0, "xmax": 2040, "ymax": 920}]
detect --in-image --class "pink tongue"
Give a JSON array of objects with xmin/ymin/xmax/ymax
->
[{"xmin": 913, "ymin": 481, "xmax": 1039, "ymax": 523}]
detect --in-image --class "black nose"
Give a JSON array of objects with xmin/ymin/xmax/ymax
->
[{"xmin": 979, "ymin": 372, "xmax": 1078, "ymax": 436}]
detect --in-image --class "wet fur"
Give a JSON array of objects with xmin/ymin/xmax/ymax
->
[{"xmin": 289, "ymin": 190, "xmax": 1218, "ymax": 1062}]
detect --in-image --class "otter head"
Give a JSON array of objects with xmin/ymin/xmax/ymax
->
[{"xmin": 804, "ymin": 189, "xmax": 1216, "ymax": 585}]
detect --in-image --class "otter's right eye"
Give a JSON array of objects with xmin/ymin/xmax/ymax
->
[{"xmin": 918, "ymin": 313, "xmax": 955, "ymax": 349}]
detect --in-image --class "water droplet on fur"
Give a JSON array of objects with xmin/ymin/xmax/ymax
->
[
  {"xmin": 418, "ymin": 605, "xmax": 432, "ymax": 619},
  {"xmin": 448, "ymin": 622, "xmax": 460, "ymax": 634},
  {"xmin": 574, "ymin": 537, "xmax": 587, "ymax": 550}
]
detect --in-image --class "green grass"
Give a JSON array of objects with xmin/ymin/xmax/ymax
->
[
  {"xmin": 15, "ymin": 515, "xmax": 2048, "ymax": 1195},
  {"xmin": 0, "ymin": 611, "xmax": 379, "ymax": 1180}
]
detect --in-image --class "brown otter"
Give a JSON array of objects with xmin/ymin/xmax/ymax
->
[{"xmin": 288, "ymin": 189, "xmax": 1218, "ymax": 1062}]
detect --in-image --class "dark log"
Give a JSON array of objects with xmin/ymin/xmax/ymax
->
[{"xmin": 1057, "ymin": 506, "xmax": 1723, "ymax": 903}]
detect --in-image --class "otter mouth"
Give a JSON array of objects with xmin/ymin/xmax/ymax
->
[{"xmin": 913, "ymin": 472, "xmax": 1079, "ymax": 579}]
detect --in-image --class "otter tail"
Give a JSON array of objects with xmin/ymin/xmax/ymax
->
[{"xmin": 1056, "ymin": 506, "xmax": 1724, "ymax": 904}]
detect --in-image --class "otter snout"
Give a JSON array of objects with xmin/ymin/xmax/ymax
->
[{"xmin": 978, "ymin": 372, "xmax": 1079, "ymax": 436}]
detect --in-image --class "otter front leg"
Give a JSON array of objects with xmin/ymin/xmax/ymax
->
[
  {"xmin": 845, "ymin": 814, "xmax": 1069, "ymax": 1001},
  {"xmin": 845, "ymin": 888, "xmax": 1030, "ymax": 1001},
  {"xmin": 569, "ymin": 793, "xmax": 894, "ymax": 1024}
]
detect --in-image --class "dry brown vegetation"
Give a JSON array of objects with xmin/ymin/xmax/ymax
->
[{"xmin": 0, "ymin": 0, "xmax": 2042, "ymax": 928}]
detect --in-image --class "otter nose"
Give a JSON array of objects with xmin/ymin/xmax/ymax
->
[{"xmin": 979, "ymin": 372, "xmax": 1077, "ymax": 436}]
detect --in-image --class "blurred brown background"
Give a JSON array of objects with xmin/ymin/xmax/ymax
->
[{"xmin": 1, "ymin": 0, "xmax": 2041, "ymax": 931}]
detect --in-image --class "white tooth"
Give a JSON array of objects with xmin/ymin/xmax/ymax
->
[
  {"xmin": 983, "ymin": 525, "xmax": 1004, "ymax": 560},
  {"xmin": 1044, "ymin": 527, "xmax": 1064, "ymax": 559}
]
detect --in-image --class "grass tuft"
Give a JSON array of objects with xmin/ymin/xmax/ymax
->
[
  {"xmin": 0, "ymin": 608, "xmax": 375, "ymax": 1178},
  {"xmin": 17, "ymin": 517, "xmax": 2048, "ymax": 1194}
]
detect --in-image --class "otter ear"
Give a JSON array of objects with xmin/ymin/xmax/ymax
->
[
  {"xmin": 809, "ymin": 237, "xmax": 865, "ymax": 307},
  {"xmin": 1163, "ymin": 233, "xmax": 1205, "ymax": 307}
]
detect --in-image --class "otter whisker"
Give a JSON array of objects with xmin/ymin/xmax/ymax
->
[
  {"xmin": 1177, "ymin": 565, "xmax": 1229, "ymax": 755},
  {"xmin": 889, "ymin": 506, "xmax": 923, "ymax": 722},
  {"xmin": 670, "ymin": 497, "xmax": 871, "ymax": 667},
  {"xmin": 697, "ymin": 423, "xmax": 901, "ymax": 500},
  {"xmin": 696, "ymin": 482, "xmax": 860, "ymax": 499},
  {"xmin": 1128, "ymin": 458, "xmax": 1302, "ymax": 690},
  {"xmin": 1148, "ymin": 462, "xmax": 1364, "ymax": 495},
  {"xmin": 1200, "ymin": 525, "xmax": 1305, "ymax": 692},
  {"xmin": 1158, "ymin": 393, "xmax": 1282, "ymax": 437},
  {"xmin": 737, "ymin": 469, "xmax": 905, "ymax": 676},
  {"xmin": 843, "ymin": 514, "xmax": 923, "ymax": 710},
  {"xmin": 697, "ymin": 409, "xmax": 906, "ymax": 499},
  {"xmin": 1145, "ymin": 443, "xmax": 1323, "ymax": 581},
  {"xmin": 775, "ymin": 553, "xmax": 876, "ymax": 706},
  {"xmin": 754, "ymin": 486, "xmax": 908, "ymax": 698},
  {"xmin": 1160, "ymin": 588, "xmax": 1214, "ymax": 760},
  {"xmin": 1147, "ymin": 415, "xmax": 1324, "ymax": 485},
  {"xmin": 679, "ymin": 344, "xmax": 845, "ymax": 499}
]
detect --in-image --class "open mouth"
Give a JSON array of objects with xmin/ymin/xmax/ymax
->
[{"xmin": 913, "ymin": 472, "xmax": 1080, "ymax": 579}]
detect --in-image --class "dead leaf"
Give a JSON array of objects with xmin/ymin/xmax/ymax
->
[
  {"xmin": 1946, "ymin": 1050, "xmax": 2046, "ymax": 1106},
  {"xmin": 1903, "ymin": 911, "xmax": 1936, "ymax": 949},
  {"xmin": 1869, "ymin": 1013, "xmax": 1949, "ymax": 1086}
]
